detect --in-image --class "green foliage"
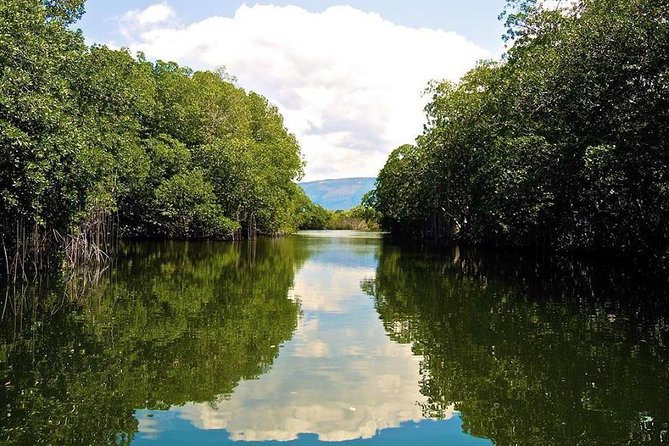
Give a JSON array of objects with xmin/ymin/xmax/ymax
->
[
  {"xmin": 294, "ymin": 188, "xmax": 381, "ymax": 231},
  {"xmin": 373, "ymin": 0, "xmax": 669, "ymax": 256},
  {"xmin": 0, "ymin": 0, "xmax": 87, "ymax": 235},
  {"xmin": 374, "ymin": 144, "xmax": 435, "ymax": 236},
  {"xmin": 42, "ymin": 0, "xmax": 86, "ymax": 24},
  {"xmin": 325, "ymin": 206, "xmax": 381, "ymax": 231},
  {"xmin": 293, "ymin": 188, "xmax": 332, "ymax": 229},
  {"xmin": 0, "ymin": 1, "xmax": 307, "ymax": 276},
  {"xmin": 154, "ymin": 170, "xmax": 237, "ymax": 239}
]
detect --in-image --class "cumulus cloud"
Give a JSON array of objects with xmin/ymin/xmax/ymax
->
[
  {"xmin": 291, "ymin": 263, "xmax": 376, "ymax": 313},
  {"xmin": 119, "ymin": 3, "xmax": 490, "ymax": 180},
  {"xmin": 120, "ymin": 2, "xmax": 177, "ymax": 42},
  {"xmin": 137, "ymin": 416, "xmax": 160, "ymax": 440},
  {"xmin": 123, "ymin": 2, "xmax": 175, "ymax": 25}
]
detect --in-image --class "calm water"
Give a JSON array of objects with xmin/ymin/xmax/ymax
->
[{"xmin": 1, "ymin": 231, "xmax": 668, "ymax": 445}]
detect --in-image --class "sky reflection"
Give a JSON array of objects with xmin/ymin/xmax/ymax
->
[{"xmin": 132, "ymin": 232, "xmax": 487, "ymax": 445}]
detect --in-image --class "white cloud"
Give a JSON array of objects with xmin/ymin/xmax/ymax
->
[
  {"xmin": 119, "ymin": 3, "xmax": 490, "ymax": 180},
  {"xmin": 137, "ymin": 416, "xmax": 160, "ymax": 440},
  {"xmin": 120, "ymin": 3, "xmax": 177, "ymax": 42},
  {"xmin": 291, "ymin": 263, "xmax": 376, "ymax": 313},
  {"xmin": 123, "ymin": 2, "xmax": 175, "ymax": 25}
]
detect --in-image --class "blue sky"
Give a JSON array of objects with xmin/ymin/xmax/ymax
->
[
  {"xmin": 78, "ymin": 1, "xmax": 507, "ymax": 54},
  {"xmin": 76, "ymin": 1, "xmax": 508, "ymax": 180}
]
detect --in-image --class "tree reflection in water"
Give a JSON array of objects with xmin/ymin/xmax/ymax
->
[
  {"xmin": 2, "ymin": 237, "xmax": 668, "ymax": 445},
  {"xmin": 364, "ymin": 244, "xmax": 669, "ymax": 445},
  {"xmin": 0, "ymin": 239, "xmax": 307, "ymax": 445}
]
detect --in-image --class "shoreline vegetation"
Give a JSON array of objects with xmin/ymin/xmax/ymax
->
[
  {"xmin": 369, "ymin": 0, "xmax": 669, "ymax": 262},
  {"xmin": 1, "ymin": 0, "xmax": 342, "ymax": 281},
  {"xmin": 3, "ymin": 0, "xmax": 668, "ymax": 281},
  {"xmin": 295, "ymin": 201, "xmax": 381, "ymax": 232}
]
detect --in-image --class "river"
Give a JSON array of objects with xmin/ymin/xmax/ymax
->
[{"xmin": 1, "ymin": 231, "xmax": 668, "ymax": 445}]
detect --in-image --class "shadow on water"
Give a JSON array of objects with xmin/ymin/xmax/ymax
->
[
  {"xmin": 364, "ymin": 243, "xmax": 669, "ymax": 445},
  {"xmin": 0, "ymin": 238, "xmax": 310, "ymax": 445}
]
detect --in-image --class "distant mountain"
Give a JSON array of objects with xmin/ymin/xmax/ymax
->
[{"xmin": 300, "ymin": 177, "xmax": 376, "ymax": 211}]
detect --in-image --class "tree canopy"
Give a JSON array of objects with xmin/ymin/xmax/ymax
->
[
  {"xmin": 0, "ymin": 0, "xmax": 310, "ymax": 278},
  {"xmin": 372, "ymin": 0, "xmax": 669, "ymax": 257}
]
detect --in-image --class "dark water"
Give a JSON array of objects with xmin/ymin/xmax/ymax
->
[{"xmin": 1, "ymin": 231, "xmax": 668, "ymax": 445}]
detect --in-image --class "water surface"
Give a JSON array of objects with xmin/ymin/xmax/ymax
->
[{"xmin": 1, "ymin": 231, "xmax": 668, "ymax": 445}]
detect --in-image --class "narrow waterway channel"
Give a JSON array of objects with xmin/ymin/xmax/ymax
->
[{"xmin": 1, "ymin": 231, "xmax": 667, "ymax": 445}]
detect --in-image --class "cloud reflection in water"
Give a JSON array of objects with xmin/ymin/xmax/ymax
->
[{"xmin": 172, "ymin": 235, "xmax": 455, "ymax": 442}]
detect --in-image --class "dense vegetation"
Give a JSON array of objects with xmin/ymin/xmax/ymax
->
[
  {"xmin": 371, "ymin": 0, "xmax": 669, "ymax": 256},
  {"xmin": 296, "ymin": 198, "xmax": 381, "ymax": 231},
  {"xmin": 0, "ymin": 0, "xmax": 309, "ymax": 279}
]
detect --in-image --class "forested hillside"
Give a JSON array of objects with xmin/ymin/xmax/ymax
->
[
  {"xmin": 0, "ymin": 0, "xmax": 310, "ymax": 277},
  {"xmin": 371, "ymin": 0, "xmax": 669, "ymax": 256},
  {"xmin": 300, "ymin": 178, "xmax": 376, "ymax": 211}
]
